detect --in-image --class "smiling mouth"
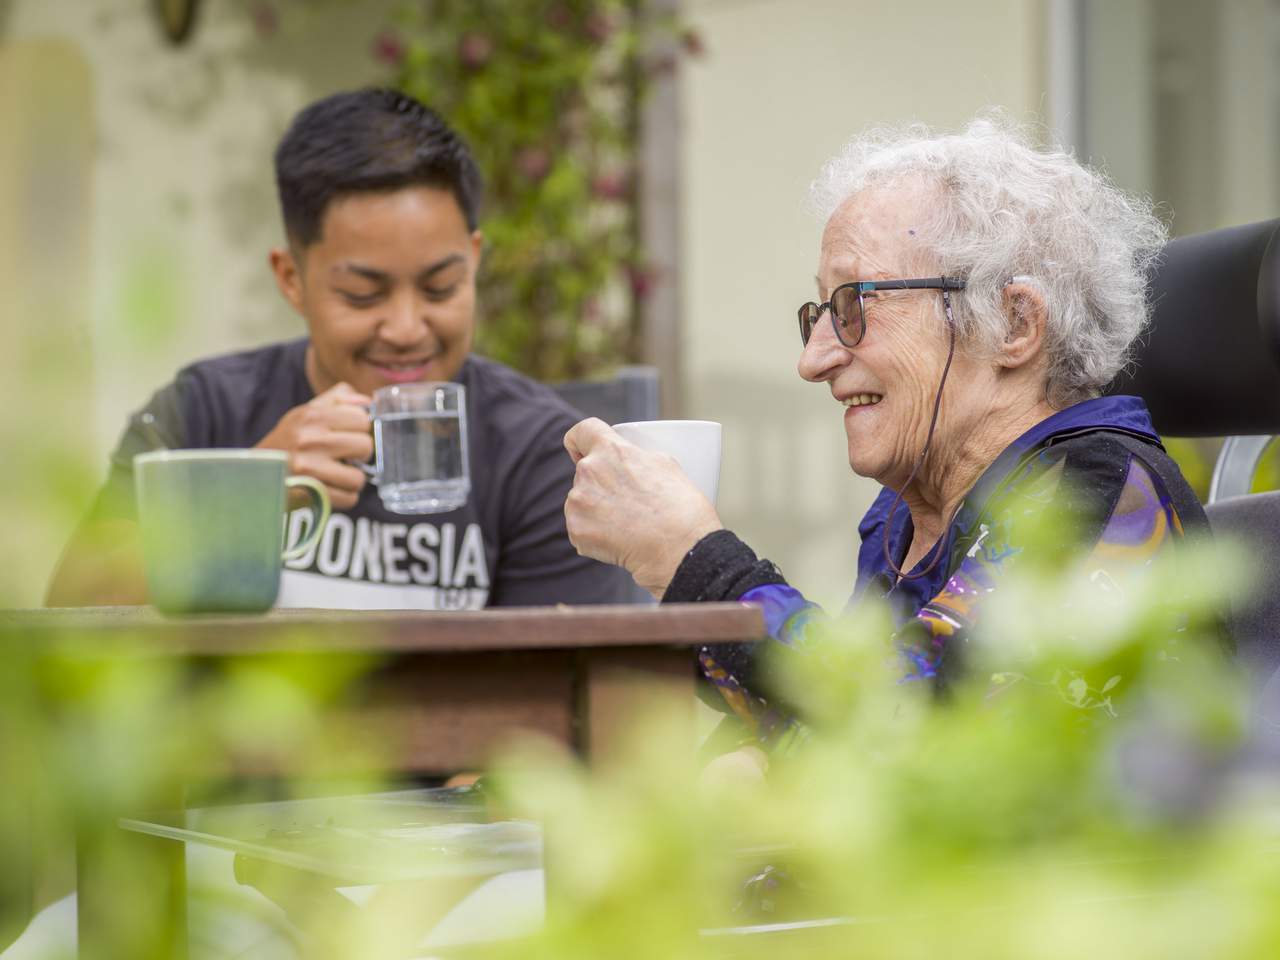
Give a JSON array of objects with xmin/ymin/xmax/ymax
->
[
  {"xmin": 363, "ymin": 356, "xmax": 438, "ymax": 383},
  {"xmin": 841, "ymin": 393, "xmax": 883, "ymax": 408},
  {"xmin": 366, "ymin": 358, "xmax": 433, "ymax": 371}
]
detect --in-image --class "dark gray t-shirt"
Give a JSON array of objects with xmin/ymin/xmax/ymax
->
[{"xmin": 92, "ymin": 338, "xmax": 622, "ymax": 609}]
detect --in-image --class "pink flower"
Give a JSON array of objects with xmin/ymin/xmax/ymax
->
[
  {"xmin": 584, "ymin": 11, "xmax": 614, "ymax": 44},
  {"xmin": 372, "ymin": 31, "xmax": 405, "ymax": 66},
  {"xmin": 546, "ymin": 4, "xmax": 573, "ymax": 31},
  {"xmin": 458, "ymin": 32, "xmax": 493, "ymax": 70},
  {"xmin": 680, "ymin": 29, "xmax": 706, "ymax": 57},
  {"xmin": 628, "ymin": 265, "xmax": 660, "ymax": 301},
  {"xmin": 252, "ymin": 2, "xmax": 277, "ymax": 37},
  {"xmin": 648, "ymin": 54, "xmax": 679, "ymax": 77},
  {"xmin": 592, "ymin": 171, "xmax": 630, "ymax": 202},
  {"xmin": 516, "ymin": 147, "xmax": 552, "ymax": 182}
]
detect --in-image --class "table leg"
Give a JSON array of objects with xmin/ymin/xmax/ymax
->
[
  {"xmin": 577, "ymin": 647, "xmax": 696, "ymax": 761},
  {"xmin": 77, "ymin": 820, "xmax": 187, "ymax": 960}
]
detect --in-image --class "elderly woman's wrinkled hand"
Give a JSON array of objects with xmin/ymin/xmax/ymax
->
[{"xmin": 564, "ymin": 418, "xmax": 723, "ymax": 598}]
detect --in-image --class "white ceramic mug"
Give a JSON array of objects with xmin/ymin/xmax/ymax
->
[{"xmin": 612, "ymin": 420, "xmax": 722, "ymax": 505}]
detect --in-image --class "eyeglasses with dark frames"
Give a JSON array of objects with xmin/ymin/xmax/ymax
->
[{"xmin": 797, "ymin": 277, "xmax": 967, "ymax": 348}]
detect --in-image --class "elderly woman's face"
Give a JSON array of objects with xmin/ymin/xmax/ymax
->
[{"xmin": 800, "ymin": 188, "xmax": 999, "ymax": 491}]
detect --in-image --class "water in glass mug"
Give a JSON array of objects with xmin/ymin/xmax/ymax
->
[{"xmin": 376, "ymin": 409, "xmax": 469, "ymax": 513}]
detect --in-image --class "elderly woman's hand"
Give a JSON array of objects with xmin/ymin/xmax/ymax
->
[{"xmin": 564, "ymin": 418, "xmax": 723, "ymax": 598}]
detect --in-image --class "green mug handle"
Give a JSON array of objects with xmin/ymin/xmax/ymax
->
[{"xmin": 282, "ymin": 475, "xmax": 331, "ymax": 561}]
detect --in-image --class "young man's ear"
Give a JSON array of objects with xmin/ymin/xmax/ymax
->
[
  {"xmin": 268, "ymin": 247, "xmax": 305, "ymax": 316},
  {"xmin": 998, "ymin": 280, "xmax": 1048, "ymax": 370}
]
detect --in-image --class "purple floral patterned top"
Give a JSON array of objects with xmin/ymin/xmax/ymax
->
[{"xmin": 665, "ymin": 396, "xmax": 1214, "ymax": 746}]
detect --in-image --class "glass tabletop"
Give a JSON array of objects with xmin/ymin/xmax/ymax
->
[{"xmin": 119, "ymin": 786, "xmax": 542, "ymax": 884}]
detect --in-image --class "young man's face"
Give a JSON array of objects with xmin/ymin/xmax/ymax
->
[{"xmin": 271, "ymin": 186, "xmax": 483, "ymax": 397}]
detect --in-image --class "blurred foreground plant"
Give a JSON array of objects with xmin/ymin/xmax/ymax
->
[
  {"xmin": 0, "ymin": 620, "xmax": 394, "ymax": 957},
  {"xmin": 479, "ymin": 522, "xmax": 1280, "ymax": 960},
  {"xmin": 4, "ymin": 506, "xmax": 1278, "ymax": 958}
]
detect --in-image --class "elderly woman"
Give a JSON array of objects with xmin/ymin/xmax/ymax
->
[{"xmin": 563, "ymin": 118, "xmax": 1209, "ymax": 742}]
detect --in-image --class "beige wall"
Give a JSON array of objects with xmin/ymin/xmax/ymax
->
[{"xmin": 679, "ymin": 0, "xmax": 1044, "ymax": 609}]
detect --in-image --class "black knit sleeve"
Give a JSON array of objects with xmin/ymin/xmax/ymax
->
[{"xmin": 661, "ymin": 529, "xmax": 787, "ymax": 603}]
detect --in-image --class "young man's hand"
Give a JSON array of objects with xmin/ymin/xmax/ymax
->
[{"xmin": 256, "ymin": 382, "xmax": 374, "ymax": 511}]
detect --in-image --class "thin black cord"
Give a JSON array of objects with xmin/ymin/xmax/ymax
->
[{"xmin": 882, "ymin": 291, "xmax": 961, "ymax": 582}]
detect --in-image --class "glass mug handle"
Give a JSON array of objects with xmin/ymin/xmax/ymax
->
[
  {"xmin": 282, "ymin": 475, "xmax": 331, "ymax": 561},
  {"xmin": 355, "ymin": 405, "xmax": 384, "ymax": 485}
]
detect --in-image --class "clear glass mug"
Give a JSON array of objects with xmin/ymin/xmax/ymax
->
[{"xmin": 360, "ymin": 382, "xmax": 471, "ymax": 514}]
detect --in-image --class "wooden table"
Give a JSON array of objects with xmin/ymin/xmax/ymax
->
[{"xmin": 2, "ymin": 602, "xmax": 764, "ymax": 959}]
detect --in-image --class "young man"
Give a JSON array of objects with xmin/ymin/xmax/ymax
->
[{"xmin": 48, "ymin": 88, "xmax": 621, "ymax": 609}]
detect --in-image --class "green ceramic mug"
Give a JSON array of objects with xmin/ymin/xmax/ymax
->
[{"xmin": 134, "ymin": 449, "xmax": 329, "ymax": 614}]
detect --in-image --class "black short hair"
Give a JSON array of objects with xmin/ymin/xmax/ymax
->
[{"xmin": 274, "ymin": 88, "xmax": 482, "ymax": 247}]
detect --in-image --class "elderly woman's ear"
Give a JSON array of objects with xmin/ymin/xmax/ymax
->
[{"xmin": 996, "ymin": 280, "xmax": 1049, "ymax": 370}]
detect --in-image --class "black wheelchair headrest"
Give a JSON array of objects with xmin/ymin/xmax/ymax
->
[{"xmin": 1108, "ymin": 217, "xmax": 1280, "ymax": 437}]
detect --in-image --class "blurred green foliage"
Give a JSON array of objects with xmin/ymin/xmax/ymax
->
[
  {"xmin": 4, "ymin": 490, "xmax": 1279, "ymax": 957},
  {"xmin": 1158, "ymin": 436, "xmax": 1280, "ymax": 501},
  {"xmin": 0, "ymin": 624, "xmax": 393, "ymax": 956},
  {"xmin": 1163, "ymin": 437, "xmax": 1217, "ymax": 501},
  {"xmin": 1252, "ymin": 440, "xmax": 1280, "ymax": 494},
  {"xmin": 480, "ymin": 524, "xmax": 1277, "ymax": 960},
  {"xmin": 381, "ymin": 0, "xmax": 694, "ymax": 380}
]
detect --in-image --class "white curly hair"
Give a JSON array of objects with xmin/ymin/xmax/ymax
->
[{"xmin": 809, "ymin": 113, "xmax": 1167, "ymax": 408}]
